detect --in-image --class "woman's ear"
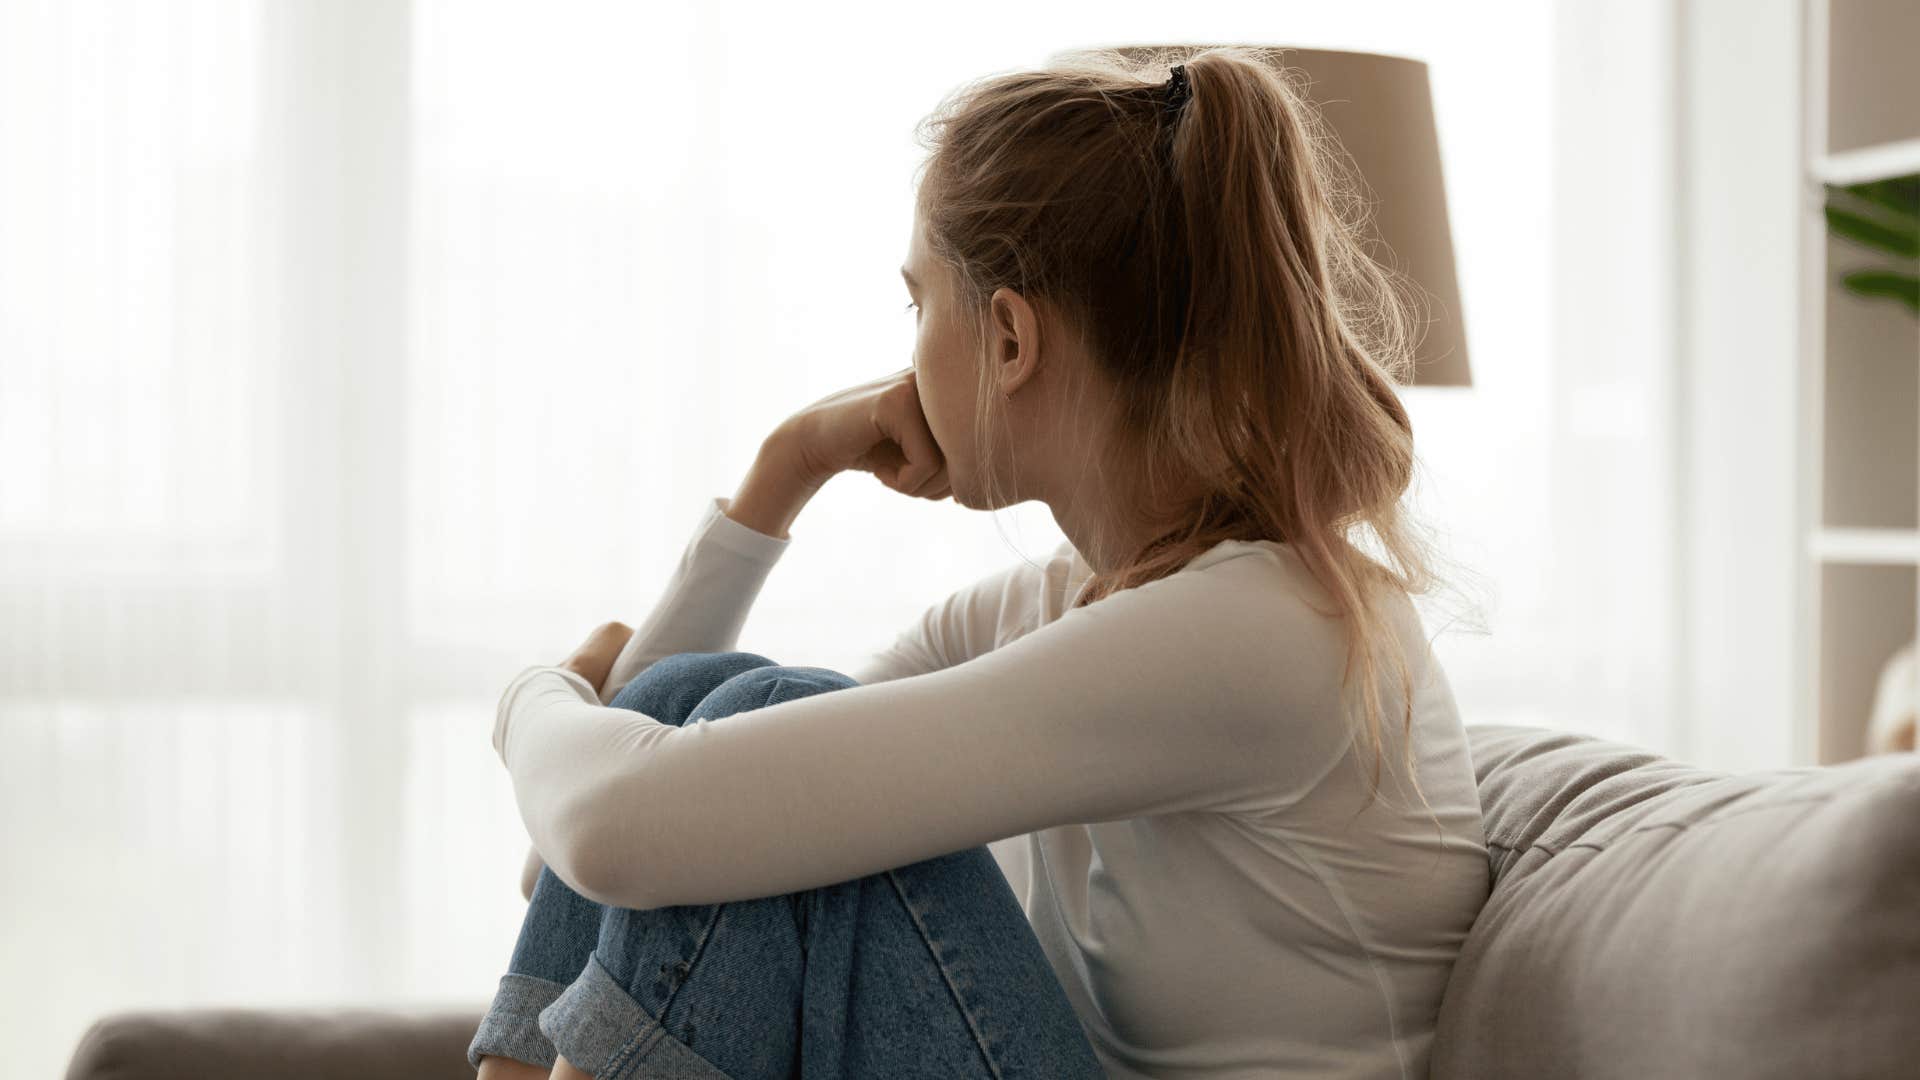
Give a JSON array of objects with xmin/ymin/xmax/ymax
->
[{"xmin": 988, "ymin": 286, "xmax": 1042, "ymax": 397}]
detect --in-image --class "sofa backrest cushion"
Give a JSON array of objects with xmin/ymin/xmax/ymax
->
[{"xmin": 1431, "ymin": 724, "xmax": 1920, "ymax": 1080}]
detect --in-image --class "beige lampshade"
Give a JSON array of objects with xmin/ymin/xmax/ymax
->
[{"xmin": 1048, "ymin": 44, "xmax": 1472, "ymax": 388}]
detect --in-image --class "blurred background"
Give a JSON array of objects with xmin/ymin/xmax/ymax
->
[{"xmin": 4, "ymin": 0, "xmax": 1915, "ymax": 1075}]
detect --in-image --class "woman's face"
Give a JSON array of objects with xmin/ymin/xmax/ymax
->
[{"xmin": 901, "ymin": 208, "xmax": 989, "ymax": 508}]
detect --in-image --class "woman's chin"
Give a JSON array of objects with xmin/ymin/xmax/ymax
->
[
  {"xmin": 953, "ymin": 477, "xmax": 1019, "ymax": 512},
  {"xmin": 956, "ymin": 475, "xmax": 1006, "ymax": 511}
]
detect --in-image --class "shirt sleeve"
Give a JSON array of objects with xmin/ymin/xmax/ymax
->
[{"xmin": 493, "ymin": 554, "xmax": 1363, "ymax": 912}]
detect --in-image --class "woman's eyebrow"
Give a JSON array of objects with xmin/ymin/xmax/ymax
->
[{"xmin": 899, "ymin": 267, "xmax": 919, "ymax": 291}]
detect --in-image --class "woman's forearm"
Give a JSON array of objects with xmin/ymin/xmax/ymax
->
[{"xmin": 725, "ymin": 424, "xmax": 826, "ymax": 541}]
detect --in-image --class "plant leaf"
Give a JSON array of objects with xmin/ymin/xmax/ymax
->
[
  {"xmin": 1838, "ymin": 176, "xmax": 1920, "ymax": 223},
  {"xmin": 1825, "ymin": 204, "xmax": 1920, "ymax": 258},
  {"xmin": 1840, "ymin": 269, "xmax": 1920, "ymax": 315}
]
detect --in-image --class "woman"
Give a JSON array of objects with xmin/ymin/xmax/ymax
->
[{"xmin": 471, "ymin": 46, "xmax": 1489, "ymax": 1080}]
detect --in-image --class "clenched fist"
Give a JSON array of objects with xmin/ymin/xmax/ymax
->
[{"xmin": 786, "ymin": 366, "xmax": 952, "ymax": 500}]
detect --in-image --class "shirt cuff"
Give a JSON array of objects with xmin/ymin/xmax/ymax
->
[
  {"xmin": 494, "ymin": 664, "xmax": 602, "ymax": 760},
  {"xmin": 701, "ymin": 495, "xmax": 792, "ymax": 564}
]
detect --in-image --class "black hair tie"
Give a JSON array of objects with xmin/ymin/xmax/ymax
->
[{"xmin": 1163, "ymin": 63, "xmax": 1192, "ymax": 118}]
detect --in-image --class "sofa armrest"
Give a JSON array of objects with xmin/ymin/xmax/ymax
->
[{"xmin": 65, "ymin": 1004, "xmax": 488, "ymax": 1080}]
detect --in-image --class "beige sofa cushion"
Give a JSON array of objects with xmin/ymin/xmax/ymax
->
[
  {"xmin": 1433, "ymin": 724, "xmax": 1920, "ymax": 1079},
  {"xmin": 64, "ymin": 1004, "xmax": 486, "ymax": 1080}
]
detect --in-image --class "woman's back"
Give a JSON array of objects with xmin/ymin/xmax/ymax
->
[{"xmin": 860, "ymin": 538, "xmax": 1490, "ymax": 1078}]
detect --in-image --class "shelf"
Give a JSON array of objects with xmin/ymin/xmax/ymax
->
[
  {"xmin": 1813, "ymin": 137, "xmax": 1920, "ymax": 186},
  {"xmin": 1804, "ymin": 0, "xmax": 1920, "ymax": 769},
  {"xmin": 1811, "ymin": 527, "xmax": 1920, "ymax": 565}
]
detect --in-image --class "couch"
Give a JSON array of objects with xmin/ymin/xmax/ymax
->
[{"xmin": 63, "ymin": 724, "xmax": 1920, "ymax": 1079}]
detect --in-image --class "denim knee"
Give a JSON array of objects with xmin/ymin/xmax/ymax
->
[
  {"xmin": 659, "ymin": 650, "xmax": 781, "ymax": 679},
  {"xmin": 606, "ymin": 650, "xmax": 780, "ymax": 721},
  {"xmin": 689, "ymin": 664, "xmax": 860, "ymax": 723}
]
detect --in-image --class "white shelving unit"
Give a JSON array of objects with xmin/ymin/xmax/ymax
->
[{"xmin": 1798, "ymin": 0, "xmax": 1920, "ymax": 763}]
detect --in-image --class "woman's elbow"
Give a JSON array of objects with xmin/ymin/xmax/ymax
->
[
  {"xmin": 543, "ymin": 840, "xmax": 634, "ymax": 908},
  {"xmin": 552, "ymin": 809, "xmax": 662, "ymax": 911},
  {"xmin": 519, "ymin": 845, "xmax": 544, "ymax": 902}
]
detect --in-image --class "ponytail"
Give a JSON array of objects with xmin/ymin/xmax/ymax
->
[{"xmin": 915, "ymin": 46, "xmax": 1445, "ymax": 817}]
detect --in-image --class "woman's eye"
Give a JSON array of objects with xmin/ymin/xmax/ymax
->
[{"xmin": 904, "ymin": 300, "xmax": 919, "ymax": 314}]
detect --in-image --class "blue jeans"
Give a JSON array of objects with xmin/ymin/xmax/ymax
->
[{"xmin": 466, "ymin": 651, "xmax": 1105, "ymax": 1079}]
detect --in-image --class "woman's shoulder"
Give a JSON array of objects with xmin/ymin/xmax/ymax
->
[
  {"xmin": 1034, "ymin": 535, "xmax": 1437, "ymax": 670},
  {"xmin": 1080, "ymin": 538, "xmax": 1443, "ymax": 709},
  {"xmin": 1187, "ymin": 539, "xmax": 1432, "ymax": 638}
]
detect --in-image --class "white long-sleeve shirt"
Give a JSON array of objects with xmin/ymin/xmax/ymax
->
[{"xmin": 495, "ymin": 495, "xmax": 1490, "ymax": 1080}]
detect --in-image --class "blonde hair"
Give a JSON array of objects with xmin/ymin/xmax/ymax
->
[{"xmin": 911, "ymin": 46, "xmax": 1450, "ymax": 814}]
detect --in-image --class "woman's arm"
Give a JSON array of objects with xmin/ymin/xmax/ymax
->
[
  {"xmin": 496, "ymin": 552, "xmax": 1372, "ymax": 912},
  {"xmin": 515, "ymin": 371, "xmax": 953, "ymax": 898},
  {"xmin": 519, "ymin": 530, "xmax": 1058, "ymax": 899}
]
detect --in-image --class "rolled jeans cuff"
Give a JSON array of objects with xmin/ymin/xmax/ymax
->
[
  {"xmin": 537, "ymin": 952, "xmax": 731, "ymax": 1080},
  {"xmin": 468, "ymin": 971, "xmax": 568, "ymax": 1070}
]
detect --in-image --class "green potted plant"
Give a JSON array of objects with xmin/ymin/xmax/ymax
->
[{"xmin": 1824, "ymin": 174, "xmax": 1919, "ymax": 315}]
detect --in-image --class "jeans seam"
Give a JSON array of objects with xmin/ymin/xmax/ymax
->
[
  {"xmin": 762, "ymin": 676, "xmax": 789, "ymax": 709},
  {"xmin": 885, "ymin": 865, "xmax": 1006, "ymax": 1080},
  {"xmin": 606, "ymin": 1023, "xmax": 669, "ymax": 1080},
  {"xmin": 602, "ymin": 903, "xmax": 727, "ymax": 1077}
]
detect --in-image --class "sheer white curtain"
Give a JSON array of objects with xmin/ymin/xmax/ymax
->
[{"xmin": 1, "ymin": 1, "xmax": 1685, "ymax": 1075}]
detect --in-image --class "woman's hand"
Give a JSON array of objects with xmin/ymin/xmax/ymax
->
[
  {"xmin": 558, "ymin": 621, "xmax": 634, "ymax": 699},
  {"xmin": 784, "ymin": 366, "xmax": 951, "ymax": 500}
]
